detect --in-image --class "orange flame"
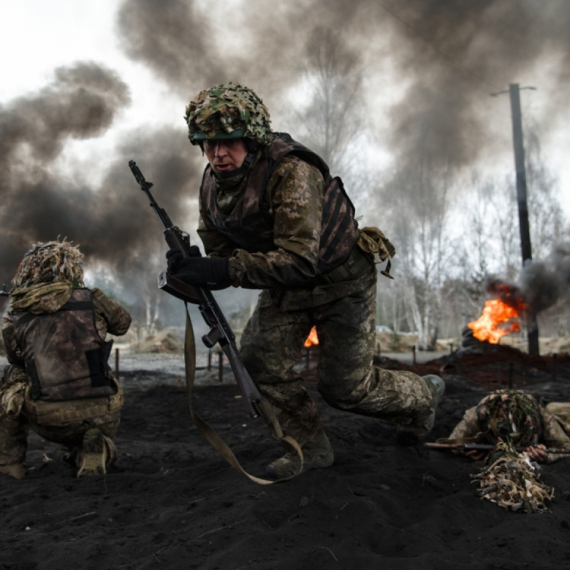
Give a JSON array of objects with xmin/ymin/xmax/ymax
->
[
  {"xmin": 304, "ymin": 326, "xmax": 319, "ymax": 347},
  {"xmin": 467, "ymin": 299, "xmax": 524, "ymax": 344}
]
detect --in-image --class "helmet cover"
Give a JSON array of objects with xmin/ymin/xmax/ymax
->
[
  {"xmin": 185, "ymin": 82, "xmax": 272, "ymax": 145},
  {"xmin": 476, "ymin": 389, "xmax": 542, "ymax": 447},
  {"xmin": 12, "ymin": 239, "xmax": 84, "ymax": 289}
]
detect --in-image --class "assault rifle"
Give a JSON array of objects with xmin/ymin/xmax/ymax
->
[
  {"xmin": 425, "ymin": 442, "xmax": 568, "ymax": 454},
  {"xmin": 0, "ymin": 284, "xmax": 9, "ymax": 297},
  {"xmin": 128, "ymin": 160, "xmax": 263, "ymax": 419}
]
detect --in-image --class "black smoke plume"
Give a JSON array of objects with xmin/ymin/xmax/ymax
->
[
  {"xmin": 486, "ymin": 243, "xmax": 570, "ymax": 316},
  {"xmin": 0, "ymin": 62, "xmax": 202, "ymax": 295}
]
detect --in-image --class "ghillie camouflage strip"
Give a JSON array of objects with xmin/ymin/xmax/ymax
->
[
  {"xmin": 476, "ymin": 389, "xmax": 542, "ymax": 448},
  {"xmin": 185, "ymin": 82, "xmax": 272, "ymax": 145},
  {"xmin": 471, "ymin": 441, "xmax": 554, "ymax": 513},
  {"xmin": 11, "ymin": 239, "xmax": 84, "ymax": 290}
]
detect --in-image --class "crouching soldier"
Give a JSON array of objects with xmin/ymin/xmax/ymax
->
[{"xmin": 0, "ymin": 240, "xmax": 131, "ymax": 479}]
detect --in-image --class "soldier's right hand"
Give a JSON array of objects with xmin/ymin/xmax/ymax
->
[{"xmin": 166, "ymin": 246, "xmax": 201, "ymax": 273}]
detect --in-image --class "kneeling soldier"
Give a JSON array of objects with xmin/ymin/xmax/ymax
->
[{"xmin": 0, "ymin": 240, "xmax": 131, "ymax": 479}]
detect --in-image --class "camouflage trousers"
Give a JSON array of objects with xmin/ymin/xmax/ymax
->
[
  {"xmin": 239, "ymin": 273, "xmax": 434, "ymax": 447},
  {"xmin": 0, "ymin": 365, "xmax": 122, "ymax": 467}
]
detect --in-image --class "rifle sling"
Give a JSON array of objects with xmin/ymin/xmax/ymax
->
[{"xmin": 183, "ymin": 304, "xmax": 303, "ymax": 485}]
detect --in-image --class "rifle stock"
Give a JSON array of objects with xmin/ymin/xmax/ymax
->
[{"xmin": 129, "ymin": 160, "xmax": 263, "ymax": 419}]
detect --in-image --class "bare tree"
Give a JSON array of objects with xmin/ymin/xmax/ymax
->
[
  {"xmin": 382, "ymin": 143, "xmax": 456, "ymax": 350},
  {"xmin": 524, "ymin": 126, "xmax": 568, "ymax": 260},
  {"xmin": 292, "ymin": 26, "xmax": 364, "ymax": 176}
]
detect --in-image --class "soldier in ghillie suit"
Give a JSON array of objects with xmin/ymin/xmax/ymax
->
[
  {"xmin": 441, "ymin": 389, "xmax": 570, "ymax": 464},
  {"xmin": 166, "ymin": 82, "xmax": 445, "ymax": 479},
  {"xmin": 0, "ymin": 240, "xmax": 131, "ymax": 479}
]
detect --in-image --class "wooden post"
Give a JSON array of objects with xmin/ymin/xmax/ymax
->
[
  {"xmin": 115, "ymin": 348, "xmax": 119, "ymax": 382},
  {"xmin": 218, "ymin": 351, "xmax": 223, "ymax": 383},
  {"xmin": 508, "ymin": 84, "xmax": 539, "ymax": 355},
  {"xmin": 412, "ymin": 345, "xmax": 416, "ymax": 365},
  {"xmin": 207, "ymin": 348, "xmax": 212, "ymax": 371}
]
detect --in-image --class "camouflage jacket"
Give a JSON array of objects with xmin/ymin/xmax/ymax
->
[
  {"xmin": 198, "ymin": 135, "xmax": 374, "ymax": 310},
  {"xmin": 449, "ymin": 404, "xmax": 570, "ymax": 464},
  {"xmin": 2, "ymin": 284, "xmax": 131, "ymax": 401}
]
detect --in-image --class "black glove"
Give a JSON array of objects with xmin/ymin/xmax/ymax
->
[
  {"xmin": 165, "ymin": 248, "xmax": 231, "ymax": 289},
  {"xmin": 166, "ymin": 246, "xmax": 201, "ymax": 274}
]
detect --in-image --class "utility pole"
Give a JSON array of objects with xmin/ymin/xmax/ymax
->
[{"xmin": 491, "ymin": 83, "xmax": 539, "ymax": 355}]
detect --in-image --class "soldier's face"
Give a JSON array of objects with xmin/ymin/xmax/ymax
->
[{"xmin": 204, "ymin": 139, "xmax": 248, "ymax": 174}]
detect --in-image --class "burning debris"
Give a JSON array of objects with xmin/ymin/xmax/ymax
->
[
  {"xmin": 468, "ymin": 298, "xmax": 523, "ymax": 345},
  {"xmin": 466, "ymin": 281, "xmax": 527, "ymax": 346},
  {"xmin": 304, "ymin": 326, "xmax": 319, "ymax": 348},
  {"xmin": 463, "ymin": 243, "xmax": 570, "ymax": 352}
]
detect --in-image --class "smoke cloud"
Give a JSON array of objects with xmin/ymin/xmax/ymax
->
[
  {"xmin": 0, "ymin": 61, "xmax": 203, "ymax": 293},
  {"xmin": 486, "ymin": 243, "xmax": 570, "ymax": 316},
  {"xmin": 3, "ymin": 0, "xmax": 570, "ymax": 314},
  {"xmin": 0, "ymin": 62, "xmax": 130, "ymax": 278}
]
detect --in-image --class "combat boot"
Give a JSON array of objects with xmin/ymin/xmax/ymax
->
[
  {"xmin": 0, "ymin": 463, "xmax": 25, "ymax": 480},
  {"xmin": 396, "ymin": 374, "xmax": 445, "ymax": 445},
  {"xmin": 76, "ymin": 428, "xmax": 114, "ymax": 478},
  {"xmin": 266, "ymin": 430, "xmax": 334, "ymax": 480}
]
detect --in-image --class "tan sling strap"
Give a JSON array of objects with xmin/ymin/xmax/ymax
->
[{"xmin": 183, "ymin": 307, "xmax": 303, "ymax": 485}]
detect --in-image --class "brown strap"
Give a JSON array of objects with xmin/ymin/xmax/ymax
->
[{"xmin": 183, "ymin": 306, "xmax": 303, "ymax": 485}]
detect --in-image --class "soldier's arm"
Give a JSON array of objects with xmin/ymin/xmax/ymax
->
[
  {"xmin": 1, "ymin": 312, "xmax": 23, "ymax": 365},
  {"xmin": 229, "ymin": 156, "xmax": 324, "ymax": 289},
  {"xmin": 91, "ymin": 288, "xmax": 132, "ymax": 337},
  {"xmin": 446, "ymin": 406, "xmax": 489, "ymax": 459},
  {"xmin": 538, "ymin": 407, "xmax": 570, "ymax": 464},
  {"xmin": 448, "ymin": 406, "xmax": 479, "ymax": 441}
]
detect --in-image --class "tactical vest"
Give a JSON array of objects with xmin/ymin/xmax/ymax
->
[
  {"xmin": 200, "ymin": 132, "xmax": 357, "ymax": 274},
  {"xmin": 11, "ymin": 288, "xmax": 116, "ymax": 402}
]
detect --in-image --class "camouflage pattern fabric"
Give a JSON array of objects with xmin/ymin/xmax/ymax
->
[
  {"xmin": 0, "ymin": 284, "xmax": 130, "ymax": 468},
  {"xmin": 201, "ymin": 154, "xmax": 364, "ymax": 307},
  {"xmin": 239, "ymin": 269, "xmax": 436, "ymax": 446},
  {"xmin": 200, "ymin": 155, "xmax": 325, "ymax": 289},
  {"xmin": 185, "ymin": 82, "xmax": 272, "ymax": 145},
  {"xmin": 0, "ymin": 382, "xmax": 121, "ymax": 466},
  {"xmin": 447, "ymin": 390, "xmax": 570, "ymax": 464},
  {"xmin": 11, "ymin": 239, "xmax": 84, "ymax": 291},
  {"xmin": 200, "ymin": 134, "xmax": 358, "ymax": 280},
  {"xmin": 194, "ymin": 112, "xmax": 431, "ymax": 445},
  {"xmin": 3, "ymin": 285, "xmax": 131, "ymax": 362},
  {"xmin": 476, "ymin": 389, "xmax": 542, "ymax": 447},
  {"xmin": 471, "ymin": 441, "xmax": 554, "ymax": 513}
]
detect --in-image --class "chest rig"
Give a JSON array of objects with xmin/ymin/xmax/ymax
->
[{"xmin": 200, "ymin": 133, "xmax": 357, "ymax": 274}]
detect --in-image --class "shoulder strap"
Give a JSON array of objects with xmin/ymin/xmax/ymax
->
[{"xmin": 183, "ymin": 305, "xmax": 303, "ymax": 485}]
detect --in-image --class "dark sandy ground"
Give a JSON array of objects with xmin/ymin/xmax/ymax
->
[{"xmin": 2, "ymin": 348, "xmax": 570, "ymax": 570}]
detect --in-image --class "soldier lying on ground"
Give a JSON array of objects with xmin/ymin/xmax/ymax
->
[
  {"xmin": 439, "ymin": 389, "xmax": 570, "ymax": 464},
  {"xmin": 0, "ymin": 240, "xmax": 131, "ymax": 479},
  {"xmin": 165, "ymin": 81, "xmax": 445, "ymax": 479}
]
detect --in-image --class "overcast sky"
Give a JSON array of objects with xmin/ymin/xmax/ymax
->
[{"xmin": 1, "ymin": 0, "xmax": 569, "ymax": 286}]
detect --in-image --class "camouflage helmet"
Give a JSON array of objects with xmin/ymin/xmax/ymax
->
[
  {"xmin": 185, "ymin": 82, "xmax": 272, "ymax": 146},
  {"xmin": 476, "ymin": 389, "xmax": 542, "ymax": 448},
  {"xmin": 12, "ymin": 239, "xmax": 84, "ymax": 289}
]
